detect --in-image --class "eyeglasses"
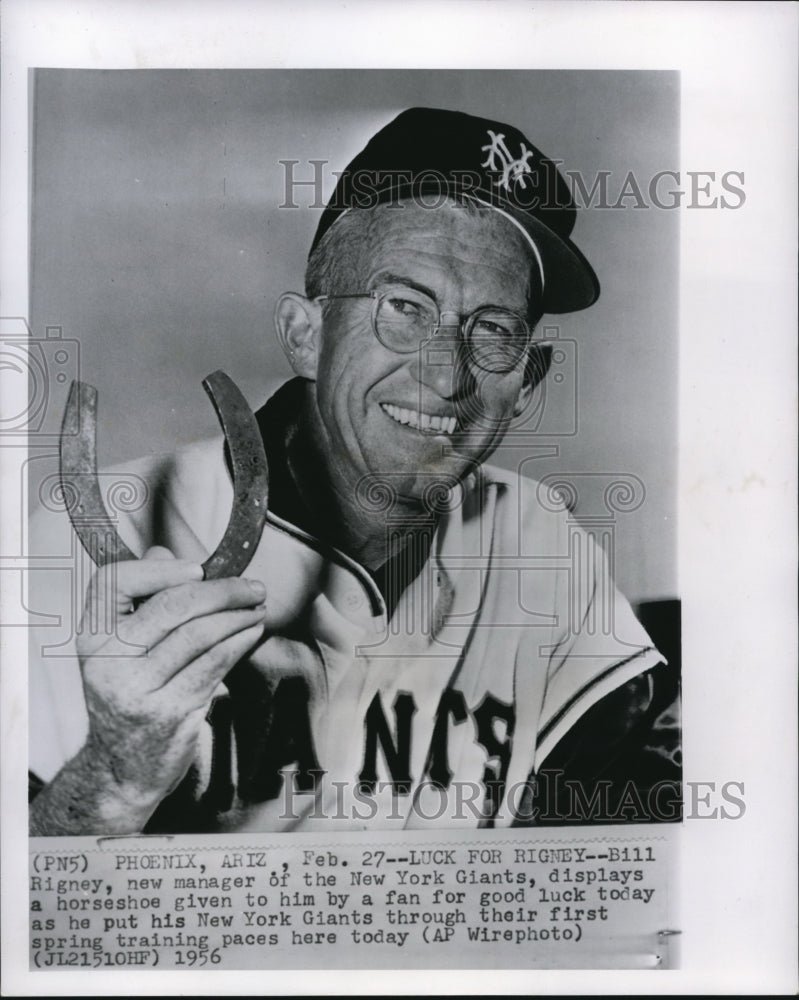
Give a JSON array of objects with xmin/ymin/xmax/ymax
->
[{"xmin": 316, "ymin": 284, "xmax": 533, "ymax": 374}]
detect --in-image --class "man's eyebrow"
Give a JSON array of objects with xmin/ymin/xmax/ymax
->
[
  {"xmin": 369, "ymin": 271, "xmax": 438, "ymax": 300},
  {"xmin": 369, "ymin": 269, "xmax": 534, "ymax": 319}
]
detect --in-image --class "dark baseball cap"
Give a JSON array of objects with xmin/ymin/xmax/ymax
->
[{"xmin": 310, "ymin": 107, "xmax": 599, "ymax": 314}]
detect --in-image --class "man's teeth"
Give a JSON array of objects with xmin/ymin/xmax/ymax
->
[{"xmin": 381, "ymin": 403, "xmax": 457, "ymax": 434}]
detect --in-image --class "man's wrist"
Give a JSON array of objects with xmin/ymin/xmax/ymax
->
[{"xmin": 29, "ymin": 743, "xmax": 159, "ymax": 836}]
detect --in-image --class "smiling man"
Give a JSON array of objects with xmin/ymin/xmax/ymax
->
[
  {"xmin": 29, "ymin": 108, "xmax": 680, "ymax": 834},
  {"xmin": 274, "ymin": 198, "xmax": 539, "ymax": 567}
]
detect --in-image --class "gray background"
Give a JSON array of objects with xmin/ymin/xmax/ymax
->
[{"xmin": 30, "ymin": 69, "xmax": 678, "ymax": 602}]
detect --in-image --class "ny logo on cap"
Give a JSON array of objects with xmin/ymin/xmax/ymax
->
[{"xmin": 481, "ymin": 130, "xmax": 533, "ymax": 191}]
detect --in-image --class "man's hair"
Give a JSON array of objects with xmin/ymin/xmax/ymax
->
[{"xmin": 305, "ymin": 197, "xmax": 544, "ymax": 328}]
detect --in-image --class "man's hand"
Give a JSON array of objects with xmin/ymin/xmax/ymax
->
[{"xmin": 30, "ymin": 547, "xmax": 267, "ymax": 836}]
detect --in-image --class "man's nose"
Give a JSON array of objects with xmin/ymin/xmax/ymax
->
[{"xmin": 412, "ymin": 318, "xmax": 471, "ymax": 398}]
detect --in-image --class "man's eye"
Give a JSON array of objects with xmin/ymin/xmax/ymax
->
[
  {"xmin": 385, "ymin": 297, "xmax": 421, "ymax": 318},
  {"xmin": 473, "ymin": 318, "xmax": 512, "ymax": 337}
]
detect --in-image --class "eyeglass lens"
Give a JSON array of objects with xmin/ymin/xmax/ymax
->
[{"xmin": 374, "ymin": 287, "xmax": 529, "ymax": 373}]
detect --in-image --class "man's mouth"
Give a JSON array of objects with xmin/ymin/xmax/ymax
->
[{"xmin": 381, "ymin": 403, "xmax": 458, "ymax": 435}]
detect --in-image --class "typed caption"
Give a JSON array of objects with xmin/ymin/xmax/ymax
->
[{"xmin": 30, "ymin": 828, "xmax": 676, "ymax": 970}]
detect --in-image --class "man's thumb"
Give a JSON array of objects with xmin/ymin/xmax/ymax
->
[{"xmin": 142, "ymin": 545, "xmax": 177, "ymax": 562}]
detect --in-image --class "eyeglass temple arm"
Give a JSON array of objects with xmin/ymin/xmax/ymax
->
[{"xmin": 314, "ymin": 293, "xmax": 375, "ymax": 303}]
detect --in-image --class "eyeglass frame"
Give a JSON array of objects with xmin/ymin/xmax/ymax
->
[{"xmin": 314, "ymin": 285, "xmax": 535, "ymax": 375}]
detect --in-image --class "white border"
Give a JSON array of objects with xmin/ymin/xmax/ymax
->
[{"xmin": 2, "ymin": 0, "xmax": 797, "ymax": 994}]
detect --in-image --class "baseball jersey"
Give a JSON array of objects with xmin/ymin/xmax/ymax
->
[{"xmin": 28, "ymin": 381, "xmax": 664, "ymax": 831}]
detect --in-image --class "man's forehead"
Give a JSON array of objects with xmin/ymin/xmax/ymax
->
[
  {"xmin": 331, "ymin": 202, "xmax": 533, "ymax": 298},
  {"xmin": 349, "ymin": 199, "xmax": 528, "ymax": 261}
]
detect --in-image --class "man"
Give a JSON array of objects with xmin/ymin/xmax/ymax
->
[{"xmin": 29, "ymin": 108, "xmax": 680, "ymax": 834}]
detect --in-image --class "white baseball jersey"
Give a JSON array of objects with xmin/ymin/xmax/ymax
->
[{"xmin": 29, "ymin": 424, "xmax": 662, "ymax": 832}]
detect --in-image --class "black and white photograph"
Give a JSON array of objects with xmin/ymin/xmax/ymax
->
[
  {"xmin": 1, "ymin": 1, "xmax": 796, "ymax": 994},
  {"xmin": 26, "ymin": 69, "xmax": 681, "ymax": 838}
]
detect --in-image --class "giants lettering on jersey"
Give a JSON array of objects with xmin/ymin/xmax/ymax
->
[{"xmin": 202, "ymin": 684, "xmax": 516, "ymax": 821}]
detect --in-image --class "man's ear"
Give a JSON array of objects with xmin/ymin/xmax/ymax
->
[
  {"xmin": 515, "ymin": 342, "xmax": 553, "ymax": 416},
  {"xmin": 274, "ymin": 292, "xmax": 323, "ymax": 380}
]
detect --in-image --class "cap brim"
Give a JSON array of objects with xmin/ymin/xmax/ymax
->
[
  {"xmin": 514, "ymin": 209, "xmax": 600, "ymax": 314},
  {"xmin": 431, "ymin": 182, "xmax": 600, "ymax": 314}
]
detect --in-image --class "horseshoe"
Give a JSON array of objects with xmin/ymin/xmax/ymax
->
[{"xmin": 59, "ymin": 370, "xmax": 269, "ymax": 579}]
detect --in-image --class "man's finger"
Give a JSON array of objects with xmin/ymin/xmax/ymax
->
[
  {"xmin": 163, "ymin": 622, "xmax": 267, "ymax": 709},
  {"xmin": 147, "ymin": 606, "xmax": 268, "ymax": 685},
  {"xmin": 118, "ymin": 577, "xmax": 267, "ymax": 651},
  {"xmin": 142, "ymin": 545, "xmax": 177, "ymax": 562},
  {"xmin": 80, "ymin": 554, "xmax": 205, "ymax": 640},
  {"xmin": 85, "ymin": 557, "xmax": 205, "ymax": 621}
]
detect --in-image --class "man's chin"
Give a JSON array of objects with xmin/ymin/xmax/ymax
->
[{"xmin": 356, "ymin": 453, "xmax": 483, "ymax": 516}]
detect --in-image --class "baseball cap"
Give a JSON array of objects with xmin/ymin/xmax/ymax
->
[{"xmin": 310, "ymin": 107, "xmax": 600, "ymax": 314}]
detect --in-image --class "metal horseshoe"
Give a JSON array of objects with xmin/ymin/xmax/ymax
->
[{"xmin": 59, "ymin": 370, "xmax": 269, "ymax": 579}]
